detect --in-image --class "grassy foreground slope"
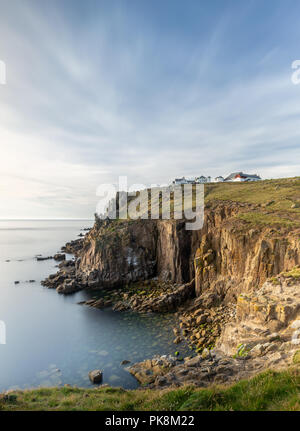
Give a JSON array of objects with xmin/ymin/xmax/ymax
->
[{"xmin": 1, "ymin": 367, "xmax": 299, "ymax": 411}]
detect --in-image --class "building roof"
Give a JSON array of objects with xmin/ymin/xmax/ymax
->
[{"xmin": 224, "ymin": 172, "xmax": 261, "ymax": 181}]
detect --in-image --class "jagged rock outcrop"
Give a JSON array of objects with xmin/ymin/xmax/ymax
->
[
  {"xmin": 61, "ymin": 238, "xmax": 84, "ymax": 256},
  {"xmin": 217, "ymin": 269, "xmax": 300, "ymax": 357},
  {"xmin": 113, "ymin": 279, "xmax": 195, "ymax": 313},
  {"xmin": 41, "ymin": 259, "xmax": 83, "ymax": 294},
  {"xmin": 77, "ymin": 219, "xmax": 158, "ymax": 289},
  {"xmin": 128, "ymin": 352, "xmax": 251, "ymax": 388}
]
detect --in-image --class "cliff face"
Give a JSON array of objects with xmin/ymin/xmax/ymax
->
[
  {"xmin": 77, "ymin": 201, "xmax": 300, "ymax": 299},
  {"xmin": 77, "ymin": 219, "xmax": 158, "ymax": 289},
  {"xmin": 193, "ymin": 202, "xmax": 300, "ymax": 300},
  {"xmin": 77, "ymin": 218, "xmax": 194, "ymax": 288}
]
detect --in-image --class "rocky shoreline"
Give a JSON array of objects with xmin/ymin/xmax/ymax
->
[
  {"xmin": 38, "ymin": 201, "xmax": 300, "ymax": 389},
  {"xmin": 41, "ymin": 238, "xmax": 85, "ymax": 294},
  {"xmin": 40, "ymin": 229, "xmax": 300, "ymax": 390},
  {"xmin": 128, "ymin": 272, "xmax": 300, "ymax": 389}
]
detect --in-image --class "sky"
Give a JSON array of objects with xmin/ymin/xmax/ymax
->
[{"xmin": 0, "ymin": 0, "xmax": 300, "ymax": 218}]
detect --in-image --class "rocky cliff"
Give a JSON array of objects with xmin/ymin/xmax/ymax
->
[
  {"xmin": 42, "ymin": 178, "xmax": 300, "ymax": 308},
  {"xmin": 193, "ymin": 201, "xmax": 300, "ymax": 300},
  {"xmin": 40, "ymin": 179, "xmax": 300, "ymax": 388},
  {"xmin": 76, "ymin": 217, "xmax": 195, "ymax": 289},
  {"xmin": 73, "ymin": 199, "xmax": 300, "ymax": 305}
]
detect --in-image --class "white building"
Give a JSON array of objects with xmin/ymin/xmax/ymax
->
[
  {"xmin": 173, "ymin": 175, "xmax": 215, "ymax": 185},
  {"xmin": 224, "ymin": 172, "xmax": 261, "ymax": 182},
  {"xmin": 172, "ymin": 172, "xmax": 261, "ymax": 186},
  {"xmin": 173, "ymin": 177, "xmax": 194, "ymax": 185},
  {"xmin": 173, "ymin": 177, "xmax": 187, "ymax": 185},
  {"xmin": 195, "ymin": 176, "xmax": 207, "ymax": 183}
]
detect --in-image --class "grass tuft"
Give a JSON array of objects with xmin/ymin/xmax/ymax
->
[{"xmin": 0, "ymin": 367, "xmax": 299, "ymax": 411}]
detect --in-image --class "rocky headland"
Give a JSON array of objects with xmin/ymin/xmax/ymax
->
[{"xmin": 41, "ymin": 178, "xmax": 300, "ymax": 388}]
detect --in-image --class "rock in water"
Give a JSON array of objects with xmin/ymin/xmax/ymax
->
[
  {"xmin": 36, "ymin": 256, "xmax": 53, "ymax": 261},
  {"xmin": 88, "ymin": 370, "xmax": 103, "ymax": 384},
  {"xmin": 121, "ymin": 360, "xmax": 131, "ymax": 365},
  {"xmin": 56, "ymin": 279, "xmax": 81, "ymax": 294},
  {"xmin": 53, "ymin": 253, "xmax": 66, "ymax": 261}
]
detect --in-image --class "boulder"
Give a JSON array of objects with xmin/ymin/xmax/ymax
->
[
  {"xmin": 291, "ymin": 320, "xmax": 300, "ymax": 330},
  {"xmin": 56, "ymin": 279, "xmax": 81, "ymax": 294},
  {"xmin": 291, "ymin": 330, "xmax": 300, "ymax": 345},
  {"xmin": 196, "ymin": 314, "xmax": 207, "ymax": 325},
  {"xmin": 36, "ymin": 256, "xmax": 53, "ymax": 261},
  {"xmin": 88, "ymin": 370, "xmax": 103, "ymax": 384},
  {"xmin": 121, "ymin": 360, "xmax": 131, "ymax": 365},
  {"xmin": 250, "ymin": 344, "xmax": 265, "ymax": 357},
  {"xmin": 54, "ymin": 253, "xmax": 66, "ymax": 261},
  {"xmin": 184, "ymin": 356, "xmax": 202, "ymax": 367}
]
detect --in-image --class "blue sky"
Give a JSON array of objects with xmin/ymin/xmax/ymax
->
[{"xmin": 0, "ymin": 0, "xmax": 300, "ymax": 218}]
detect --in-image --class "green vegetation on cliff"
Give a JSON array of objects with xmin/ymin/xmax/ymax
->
[
  {"xmin": 1, "ymin": 367, "xmax": 299, "ymax": 411},
  {"xmin": 205, "ymin": 177, "xmax": 300, "ymax": 208},
  {"xmin": 101, "ymin": 177, "xmax": 300, "ymax": 229},
  {"xmin": 205, "ymin": 177, "xmax": 300, "ymax": 228}
]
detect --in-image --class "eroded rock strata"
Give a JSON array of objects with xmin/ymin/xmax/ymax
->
[{"xmin": 84, "ymin": 202, "xmax": 299, "ymax": 296}]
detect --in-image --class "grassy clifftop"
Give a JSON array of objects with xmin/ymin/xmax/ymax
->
[
  {"xmin": 1, "ymin": 366, "xmax": 299, "ymax": 411},
  {"xmin": 109, "ymin": 177, "xmax": 300, "ymax": 229},
  {"xmin": 205, "ymin": 177, "xmax": 300, "ymax": 207},
  {"xmin": 205, "ymin": 177, "xmax": 300, "ymax": 228}
]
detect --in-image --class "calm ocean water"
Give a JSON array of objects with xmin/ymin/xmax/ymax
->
[{"xmin": 0, "ymin": 220, "xmax": 188, "ymax": 391}]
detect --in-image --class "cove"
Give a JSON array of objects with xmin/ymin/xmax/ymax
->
[{"xmin": 0, "ymin": 219, "xmax": 189, "ymax": 391}]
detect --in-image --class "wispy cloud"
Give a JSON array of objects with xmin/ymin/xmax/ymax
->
[{"xmin": 0, "ymin": 0, "xmax": 300, "ymax": 217}]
